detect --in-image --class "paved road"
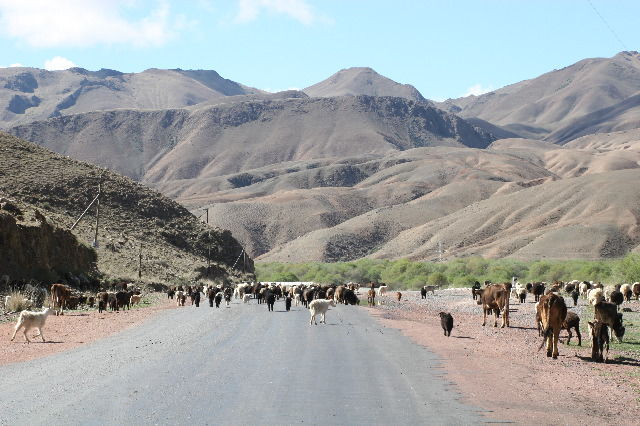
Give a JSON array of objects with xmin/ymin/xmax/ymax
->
[{"xmin": 0, "ymin": 299, "xmax": 488, "ymax": 425}]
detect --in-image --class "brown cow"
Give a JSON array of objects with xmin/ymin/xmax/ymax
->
[
  {"xmin": 537, "ymin": 293, "xmax": 567, "ymax": 359},
  {"xmin": 367, "ymin": 289, "xmax": 375, "ymax": 307},
  {"xmin": 477, "ymin": 284, "xmax": 509, "ymax": 328},
  {"xmin": 50, "ymin": 283, "xmax": 71, "ymax": 316},
  {"xmin": 588, "ymin": 320, "xmax": 610, "ymax": 363}
]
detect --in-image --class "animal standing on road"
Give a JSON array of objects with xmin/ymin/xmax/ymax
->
[
  {"xmin": 396, "ymin": 292, "xmax": 402, "ymax": 302},
  {"xmin": 309, "ymin": 299, "xmax": 336, "ymax": 325},
  {"xmin": 50, "ymin": 283, "xmax": 71, "ymax": 316},
  {"xmin": 367, "ymin": 289, "xmax": 375, "ymax": 307},
  {"xmin": 588, "ymin": 321, "xmax": 609, "ymax": 363},
  {"xmin": 537, "ymin": 293, "xmax": 567, "ymax": 359}
]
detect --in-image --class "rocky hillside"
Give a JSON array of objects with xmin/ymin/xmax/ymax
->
[
  {"xmin": 0, "ymin": 132, "xmax": 252, "ymax": 283},
  {"xmin": 0, "ymin": 199, "xmax": 97, "ymax": 283},
  {"xmin": 438, "ymin": 51, "xmax": 640, "ymax": 140},
  {"xmin": 0, "ymin": 67, "xmax": 262, "ymax": 128},
  {"xmin": 8, "ymin": 95, "xmax": 495, "ymax": 183}
]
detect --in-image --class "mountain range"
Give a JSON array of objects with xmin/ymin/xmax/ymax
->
[{"xmin": 3, "ymin": 51, "xmax": 640, "ymax": 262}]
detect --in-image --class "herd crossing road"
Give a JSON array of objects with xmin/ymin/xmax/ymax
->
[{"xmin": 0, "ymin": 298, "xmax": 489, "ymax": 425}]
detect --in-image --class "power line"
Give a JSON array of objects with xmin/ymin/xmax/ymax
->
[{"xmin": 587, "ymin": 0, "xmax": 627, "ymax": 50}]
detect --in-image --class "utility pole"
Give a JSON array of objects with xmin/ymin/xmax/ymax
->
[
  {"xmin": 138, "ymin": 243, "xmax": 143, "ymax": 279},
  {"xmin": 93, "ymin": 181, "xmax": 101, "ymax": 248},
  {"xmin": 206, "ymin": 208, "xmax": 211, "ymax": 276}
]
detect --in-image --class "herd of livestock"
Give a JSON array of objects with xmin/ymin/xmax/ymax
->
[
  {"xmin": 4, "ymin": 278, "xmax": 640, "ymax": 363},
  {"xmin": 472, "ymin": 279, "xmax": 640, "ymax": 362}
]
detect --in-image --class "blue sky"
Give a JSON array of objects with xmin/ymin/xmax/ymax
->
[{"xmin": 0, "ymin": 0, "xmax": 638, "ymax": 100}]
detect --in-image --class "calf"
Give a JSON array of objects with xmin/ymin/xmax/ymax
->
[
  {"xmin": 367, "ymin": 289, "xmax": 376, "ymax": 307},
  {"xmin": 588, "ymin": 321, "xmax": 609, "ymax": 363},
  {"xmin": 50, "ymin": 283, "xmax": 71, "ymax": 316},
  {"xmin": 10, "ymin": 307, "xmax": 53, "ymax": 343},
  {"xmin": 620, "ymin": 284, "xmax": 633, "ymax": 302},
  {"xmin": 130, "ymin": 294, "xmax": 143, "ymax": 306},
  {"xmin": 396, "ymin": 292, "xmax": 402, "ymax": 302},
  {"xmin": 471, "ymin": 281, "xmax": 481, "ymax": 300},
  {"xmin": 439, "ymin": 312, "xmax": 454, "ymax": 337},
  {"xmin": 562, "ymin": 311, "xmax": 581, "ymax": 346},
  {"xmin": 537, "ymin": 293, "xmax": 567, "ymax": 359},
  {"xmin": 530, "ymin": 282, "xmax": 545, "ymax": 302},
  {"xmin": 570, "ymin": 290, "xmax": 579, "ymax": 307},
  {"xmin": 421, "ymin": 287, "xmax": 428, "ymax": 299},
  {"xmin": 594, "ymin": 301, "xmax": 625, "ymax": 343},
  {"xmin": 115, "ymin": 291, "xmax": 130, "ymax": 310}
]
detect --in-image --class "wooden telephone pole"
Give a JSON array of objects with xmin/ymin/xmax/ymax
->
[{"xmin": 93, "ymin": 181, "xmax": 101, "ymax": 248}]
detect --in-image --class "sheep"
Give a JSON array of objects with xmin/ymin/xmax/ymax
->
[
  {"xmin": 603, "ymin": 285, "xmax": 617, "ymax": 301},
  {"xmin": 620, "ymin": 284, "xmax": 633, "ymax": 302},
  {"xmin": 588, "ymin": 288, "xmax": 604, "ymax": 306},
  {"xmin": 439, "ymin": 312, "xmax": 454, "ymax": 337},
  {"xmin": 242, "ymin": 294, "xmax": 251, "ymax": 303},
  {"xmin": 11, "ymin": 307, "xmax": 53, "ymax": 343},
  {"xmin": 579, "ymin": 281, "xmax": 590, "ymax": 299},
  {"xmin": 609, "ymin": 290, "xmax": 623, "ymax": 310},
  {"xmin": 309, "ymin": 299, "xmax": 336, "ymax": 325}
]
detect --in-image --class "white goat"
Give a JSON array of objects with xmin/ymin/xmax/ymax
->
[
  {"xmin": 376, "ymin": 285, "xmax": 388, "ymax": 297},
  {"xmin": 294, "ymin": 293, "xmax": 301, "ymax": 306},
  {"xmin": 309, "ymin": 299, "xmax": 336, "ymax": 325},
  {"xmin": 11, "ymin": 307, "xmax": 53, "ymax": 343}
]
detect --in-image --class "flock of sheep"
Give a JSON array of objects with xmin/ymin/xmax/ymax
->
[{"xmin": 473, "ymin": 278, "xmax": 640, "ymax": 362}]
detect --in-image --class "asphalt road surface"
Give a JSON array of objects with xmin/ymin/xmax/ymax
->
[{"xmin": 0, "ymin": 298, "xmax": 489, "ymax": 425}]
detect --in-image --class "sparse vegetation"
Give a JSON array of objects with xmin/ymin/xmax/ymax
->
[
  {"xmin": 5, "ymin": 291, "xmax": 33, "ymax": 312},
  {"xmin": 256, "ymin": 255, "xmax": 640, "ymax": 288}
]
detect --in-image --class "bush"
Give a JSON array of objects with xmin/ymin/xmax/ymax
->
[{"xmin": 5, "ymin": 291, "xmax": 33, "ymax": 312}]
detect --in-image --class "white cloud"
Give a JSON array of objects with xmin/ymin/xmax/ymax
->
[
  {"xmin": 0, "ymin": 63, "xmax": 23, "ymax": 68},
  {"xmin": 0, "ymin": 0, "xmax": 183, "ymax": 48},
  {"xmin": 236, "ymin": 0, "xmax": 317, "ymax": 25},
  {"xmin": 463, "ymin": 83, "xmax": 494, "ymax": 97},
  {"xmin": 44, "ymin": 56, "xmax": 77, "ymax": 71}
]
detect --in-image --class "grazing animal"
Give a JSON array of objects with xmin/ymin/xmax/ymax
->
[
  {"xmin": 367, "ymin": 289, "xmax": 376, "ymax": 307},
  {"xmin": 285, "ymin": 295, "xmax": 291, "ymax": 311},
  {"xmin": 609, "ymin": 290, "xmax": 623, "ymax": 310},
  {"xmin": 50, "ymin": 283, "xmax": 71, "ymax": 316},
  {"xmin": 594, "ymin": 301, "xmax": 625, "ymax": 343},
  {"xmin": 588, "ymin": 321, "xmax": 609, "ymax": 363},
  {"xmin": 632, "ymin": 282, "xmax": 640, "ymax": 300},
  {"xmin": 423, "ymin": 285, "xmax": 436, "ymax": 295},
  {"xmin": 478, "ymin": 284, "xmax": 509, "ymax": 327},
  {"xmin": 570, "ymin": 290, "xmax": 579, "ymax": 307},
  {"xmin": 130, "ymin": 294, "xmax": 143, "ymax": 306},
  {"xmin": 562, "ymin": 311, "xmax": 581, "ymax": 346},
  {"xmin": 439, "ymin": 312, "xmax": 454, "ymax": 337},
  {"xmin": 588, "ymin": 288, "xmax": 604, "ymax": 306},
  {"xmin": 471, "ymin": 281, "xmax": 481, "ymax": 300},
  {"xmin": 11, "ymin": 307, "xmax": 53, "ymax": 343},
  {"xmin": 176, "ymin": 291, "xmax": 185, "ymax": 307},
  {"xmin": 309, "ymin": 299, "xmax": 336, "ymax": 325},
  {"xmin": 214, "ymin": 292, "xmax": 222, "ymax": 308},
  {"xmin": 396, "ymin": 292, "xmax": 402, "ymax": 302},
  {"xmin": 620, "ymin": 284, "xmax": 633, "ymax": 302},
  {"xmin": 266, "ymin": 292, "xmax": 276, "ymax": 311},
  {"xmin": 537, "ymin": 293, "xmax": 567, "ymax": 359},
  {"xmin": 376, "ymin": 285, "xmax": 388, "ymax": 297}
]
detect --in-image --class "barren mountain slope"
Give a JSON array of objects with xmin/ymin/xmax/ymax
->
[
  {"xmin": 0, "ymin": 132, "xmax": 251, "ymax": 282},
  {"xmin": 304, "ymin": 67, "xmax": 426, "ymax": 102},
  {"xmin": 564, "ymin": 128, "xmax": 640, "ymax": 151},
  {"xmin": 0, "ymin": 67, "xmax": 262, "ymax": 128},
  {"xmin": 261, "ymin": 168, "xmax": 640, "ymax": 262},
  {"xmin": 9, "ymin": 95, "xmax": 495, "ymax": 183},
  {"xmin": 438, "ymin": 51, "xmax": 640, "ymax": 139}
]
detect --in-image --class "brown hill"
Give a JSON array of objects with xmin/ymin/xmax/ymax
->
[
  {"xmin": 8, "ymin": 95, "xmax": 495, "ymax": 183},
  {"xmin": 0, "ymin": 132, "xmax": 252, "ymax": 283},
  {"xmin": 438, "ymin": 51, "xmax": 640, "ymax": 140},
  {"xmin": 304, "ymin": 67, "xmax": 426, "ymax": 102},
  {"xmin": 0, "ymin": 67, "xmax": 262, "ymax": 128}
]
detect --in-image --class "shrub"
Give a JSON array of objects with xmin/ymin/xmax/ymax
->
[{"xmin": 5, "ymin": 291, "xmax": 33, "ymax": 312}]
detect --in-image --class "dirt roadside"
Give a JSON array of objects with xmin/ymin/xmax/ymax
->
[
  {"xmin": 0, "ymin": 294, "xmax": 176, "ymax": 366},
  {"xmin": 369, "ymin": 289, "xmax": 640, "ymax": 425}
]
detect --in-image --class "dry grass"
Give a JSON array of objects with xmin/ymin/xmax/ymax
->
[{"xmin": 4, "ymin": 292, "xmax": 33, "ymax": 313}]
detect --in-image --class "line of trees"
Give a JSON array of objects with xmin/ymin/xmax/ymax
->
[{"xmin": 256, "ymin": 254, "xmax": 640, "ymax": 290}]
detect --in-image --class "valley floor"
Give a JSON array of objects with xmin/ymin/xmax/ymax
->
[{"xmin": 371, "ymin": 289, "xmax": 640, "ymax": 425}]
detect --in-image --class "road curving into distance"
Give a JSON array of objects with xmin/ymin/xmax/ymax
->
[{"xmin": 0, "ymin": 297, "xmax": 491, "ymax": 425}]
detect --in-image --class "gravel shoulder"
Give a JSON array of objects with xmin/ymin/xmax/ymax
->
[
  {"xmin": 370, "ymin": 289, "xmax": 640, "ymax": 425},
  {"xmin": 0, "ymin": 293, "xmax": 175, "ymax": 366}
]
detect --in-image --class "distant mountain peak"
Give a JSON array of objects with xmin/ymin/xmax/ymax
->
[{"xmin": 304, "ymin": 67, "xmax": 426, "ymax": 102}]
